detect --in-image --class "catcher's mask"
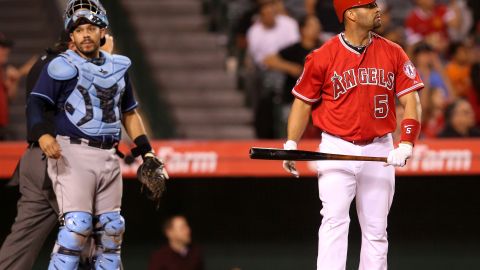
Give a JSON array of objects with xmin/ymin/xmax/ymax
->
[{"xmin": 64, "ymin": 0, "xmax": 108, "ymax": 45}]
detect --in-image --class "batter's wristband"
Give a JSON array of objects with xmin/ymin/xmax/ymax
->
[
  {"xmin": 400, "ymin": 118, "xmax": 421, "ymax": 144},
  {"xmin": 131, "ymin": 134, "xmax": 153, "ymax": 158}
]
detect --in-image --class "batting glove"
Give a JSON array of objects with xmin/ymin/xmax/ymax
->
[
  {"xmin": 283, "ymin": 140, "xmax": 299, "ymax": 178},
  {"xmin": 387, "ymin": 143, "xmax": 413, "ymax": 167}
]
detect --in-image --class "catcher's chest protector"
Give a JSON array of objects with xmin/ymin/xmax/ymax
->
[{"xmin": 61, "ymin": 49, "xmax": 131, "ymax": 137}]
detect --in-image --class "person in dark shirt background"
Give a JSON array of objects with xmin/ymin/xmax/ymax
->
[
  {"xmin": 263, "ymin": 15, "xmax": 322, "ymax": 138},
  {"xmin": 438, "ymin": 98, "xmax": 480, "ymax": 138},
  {"xmin": 148, "ymin": 215, "xmax": 204, "ymax": 270},
  {"xmin": 264, "ymin": 15, "xmax": 322, "ymax": 104}
]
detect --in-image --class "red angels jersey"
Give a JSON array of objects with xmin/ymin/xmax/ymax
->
[{"xmin": 292, "ymin": 33, "xmax": 424, "ymax": 141}]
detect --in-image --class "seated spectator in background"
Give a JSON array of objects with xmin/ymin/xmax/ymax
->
[
  {"xmin": 264, "ymin": 15, "xmax": 321, "ymax": 104},
  {"xmin": 148, "ymin": 215, "xmax": 204, "ymax": 270},
  {"xmin": 246, "ymin": 0, "xmax": 299, "ymax": 67},
  {"xmin": 413, "ymin": 43, "xmax": 452, "ymax": 103},
  {"xmin": 281, "ymin": 0, "xmax": 307, "ymax": 20},
  {"xmin": 305, "ymin": 0, "xmax": 342, "ymax": 34},
  {"xmin": 445, "ymin": 42, "xmax": 472, "ymax": 98},
  {"xmin": 0, "ymin": 33, "xmax": 35, "ymax": 140},
  {"xmin": 0, "ymin": 33, "xmax": 16, "ymax": 140},
  {"xmin": 246, "ymin": 0, "xmax": 299, "ymax": 138},
  {"xmin": 404, "ymin": 0, "xmax": 458, "ymax": 52},
  {"xmin": 412, "ymin": 42, "xmax": 451, "ymax": 137},
  {"xmin": 263, "ymin": 15, "xmax": 322, "ymax": 138},
  {"xmin": 446, "ymin": 0, "xmax": 473, "ymax": 43},
  {"xmin": 422, "ymin": 86, "xmax": 447, "ymax": 138},
  {"xmin": 374, "ymin": 2, "xmax": 406, "ymax": 46},
  {"xmin": 438, "ymin": 98, "xmax": 480, "ymax": 137},
  {"xmin": 468, "ymin": 62, "xmax": 480, "ymax": 125}
]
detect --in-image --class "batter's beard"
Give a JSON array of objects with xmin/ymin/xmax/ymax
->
[{"xmin": 372, "ymin": 20, "xmax": 382, "ymax": 30}]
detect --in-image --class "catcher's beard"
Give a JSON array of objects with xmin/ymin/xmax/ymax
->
[{"xmin": 74, "ymin": 40, "xmax": 101, "ymax": 59}]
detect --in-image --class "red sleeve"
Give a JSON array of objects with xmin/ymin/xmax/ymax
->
[
  {"xmin": 291, "ymin": 52, "xmax": 324, "ymax": 104},
  {"xmin": 394, "ymin": 47, "xmax": 424, "ymax": 97}
]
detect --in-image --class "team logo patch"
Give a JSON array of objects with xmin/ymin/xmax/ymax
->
[{"xmin": 403, "ymin": 61, "xmax": 416, "ymax": 79}]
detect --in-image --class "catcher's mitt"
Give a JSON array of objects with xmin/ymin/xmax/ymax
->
[{"xmin": 137, "ymin": 153, "xmax": 169, "ymax": 207}]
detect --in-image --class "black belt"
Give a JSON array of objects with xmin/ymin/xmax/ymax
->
[
  {"xmin": 347, "ymin": 138, "xmax": 374, "ymax": 146},
  {"xmin": 69, "ymin": 137, "xmax": 116, "ymax": 149}
]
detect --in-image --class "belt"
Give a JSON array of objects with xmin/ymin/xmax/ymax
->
[
  {"xmin": 324, "ymin": 132, "xmax": 375, "ymax": 146},
  {"xmin": 69, "ymin": 137, "xmax": 116, "ymax": 149},
  {"xmin": 347, "ymin": 138, "xmax": 374, "ymax": 146}
]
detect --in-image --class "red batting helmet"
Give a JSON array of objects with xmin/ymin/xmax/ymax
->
[{"xmin": 333, "ymin": 0, "xmax": 376, "ymax": 23}]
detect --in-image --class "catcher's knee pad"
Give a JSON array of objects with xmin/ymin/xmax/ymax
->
[
  {"xmin": 58, "ymin": 211, "xmax": 93, "ymax": 251},
  {"xmin": 48, "ymin": 253, "xmax": 79, "ymax": 270},
  {"xmin": 94, "ymin": 212, "xmax": 125, "ymax": 270},
  {"xmin": 49, "ymin": 211, "xmax": 93, "ymax": 270},
  {"xmin": 96, "ymin": 211, "xmax": 125, "ymax": 250},
  {"xmin": 95, "ymin": 253, "xmax": 121, "ymax": 270}
]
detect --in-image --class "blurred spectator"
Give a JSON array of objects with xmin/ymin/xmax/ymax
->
[
  {"xmin": 0, "ymin": 33, "xmax": 36, "ymax": 140},
  {"xmin": 438, "ymin": 98, "xmax": 480, "ymax": 137},
  {"xmin": 148, "ymin": 215, "xmax": 204, "ymax": 270},
  {"xmin": 0, "ymin": 33, "xmax": 19, "ymax": 140},
  {"xmin": 226, "ymin": 0, "xmax": 255, "ymax": 59},
  {"xmin": 305, "ymin": 0, "xmax": 342, "ymax": 34},
  {"xmin": 264, "ymin": 15, "xmax": 320, "ymax": 104},
  {"xmin": 467, "ymin": 0, "xmax": 480, "ymax": 23},
  {"xmin": 413, "ymin": 43, "xmax": 452, "ymax": 97},
  {"xmin": 246, "ymin": 0, "xmax": 299, "ymax": 138},
  {"xmin": 246, "ymin": 0, "xmax": 299, "ymax": 67},
  {"xmin": 447, "ymin": 0, "xmax": 473, "ymax": 43},
  {"xmin": 445, "ymin": 42, "xmax": 472, "ymax": 98},
  {"xmin": 411, "ymin": 42, "xmax": 451, "ymax": 137},
  {"xmin": 422, "ymin": 85, "xmax": 447, "ymax": 138},
  {"xmin": 404, "ymin": 0, "xmax": 457, "ymax": 52},
  {"xmin": 374, "ymin": 2, "xmax": 406, "ymax": 46},
  {"xmin": 468, "ymin": 62, "xmax": 480, "ymax": 125},
  {"xmin": 282, "ymin": 0, "xmax": 307, "ymax": 20},
  {"xmin": 263, "ymin": 15, "xmax": 322, "ymax": 138}
]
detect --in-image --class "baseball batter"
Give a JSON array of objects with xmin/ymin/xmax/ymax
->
[
  {"xmin": 283, "ymin": 1, "xmax": 423, "ymax": 269},
  {"xmin": 26, "ymin": 0, "xmax": 167, "ymax": 269}
]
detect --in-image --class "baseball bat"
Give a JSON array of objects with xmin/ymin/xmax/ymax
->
[{"xmin": 249, "ymin": 147, "xmax": 387, "ymax": 162}]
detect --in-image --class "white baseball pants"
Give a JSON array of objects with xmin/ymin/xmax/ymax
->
[{"xmin": 316, "ymin": 132, "xmax": 395, "ymax": 270}]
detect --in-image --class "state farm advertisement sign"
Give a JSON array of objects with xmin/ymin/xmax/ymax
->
[
  {"xmin": 396, "ymin": 139, "xmax": 478, "ymax": 175},
  {"xmin": 1, "ymin": 139, "xmax": 479, "ymax": 179}
]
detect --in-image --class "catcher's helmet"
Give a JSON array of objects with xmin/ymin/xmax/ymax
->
[
  {"xmin": 64, "ymin": 0, "xmax": 108, "ymax": 32},
  {"xmin": 333, "ymin": 0, "xmax": 377, "ymax": 23}
]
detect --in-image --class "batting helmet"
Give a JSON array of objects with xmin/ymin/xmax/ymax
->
[
  {"xmin": 333, "ymin": 0, "xmax": 376, "ymax": 23},
  {"xmin": 64, "ymin": 0, "xmax": 108, "ymax": 32}
]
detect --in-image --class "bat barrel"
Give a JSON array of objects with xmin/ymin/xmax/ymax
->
[
  {"xmin": 249, "ymin": 147, "xmax": 287, "ymax": 160},
  {"xmin": 250, "ymin": 147, "xmax": 387, "ymax": 162}
]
